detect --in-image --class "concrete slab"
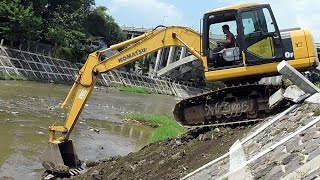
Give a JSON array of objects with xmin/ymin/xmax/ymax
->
[
  {"xmin": 229, "ymin": 140, "xmax": 253, "ymax": 180},
  {"xmin": 306, "ymin": 93, "xmax": 320, "ymax": 104},
  {"xmin": 156, "ymin": 55, "xmax": 197, "ymax": 77},
  {"xmin": 277, "ymin": 61, "xmax": 320, "ymax": 94},
  {"xmin": 229, "ymin": 140, "xmax": 246, "ymax": 169},
  {"xmin": 269, "ymin": 88, "xmax": 285, "ymax": 109},
  {"xmin": 259, "ymin": 75, "xmax": 282, "ymax": 85},
  {"xmin": 283, "ymin": 85, "xmax": 307, "ymax": 102},
  {"xmin": 269, "ymin": 85, "xmax": 310, "ymax": 108}
]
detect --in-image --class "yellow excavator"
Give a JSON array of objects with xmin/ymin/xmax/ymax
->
[{"xmin": 41, "ymin": 3, "xmax": 319, "ymax": 176}]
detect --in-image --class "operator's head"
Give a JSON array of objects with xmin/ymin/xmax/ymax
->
[{"xmin": 222, "ymin": 24, "xmax": 230, "ymax": 34}]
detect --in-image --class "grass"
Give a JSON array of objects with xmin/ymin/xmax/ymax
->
[
  {"xmin": 123, "ymin": 113, "xmax": 187, "ymax": 143},
  {"xmin": 118, "ymin": 85, "xmax": 149, "ymax": 94},
  {"xmin": 0, "ymin": 74, "xmax": 28, "ymax": 81}
]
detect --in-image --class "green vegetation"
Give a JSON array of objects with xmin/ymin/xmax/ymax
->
[
  {"xmin": 123, "ymin": 113, "xmax": 187, "ymax": 143},
  {"xmin": 0, "ymin": 74, "xmax": 28, "ymax": 81},
  {"xmin": 0, "ymin": 0, "xmax": 126, "ymax": 61},
  {"xmin": 118, "ymin": 86, "xmax": 150, "ymax": 94}
]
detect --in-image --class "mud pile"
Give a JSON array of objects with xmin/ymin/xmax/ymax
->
[{"xmin": 75, "ymin": 126, "xmax": 251, "ymax": 180}]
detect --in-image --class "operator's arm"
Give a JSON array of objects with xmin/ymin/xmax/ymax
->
[{"xmin": 48, "ymin": 26, "xmax": 207, "ymax": 143}]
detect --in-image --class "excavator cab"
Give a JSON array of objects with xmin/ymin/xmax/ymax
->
[{"xmin": 203, "ymin": 3, "xmax": 283, "ymax": 70}]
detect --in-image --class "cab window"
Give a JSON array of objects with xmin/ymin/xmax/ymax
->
[{"xmin": 241, "ymin": 8, "xmax": 277, "ymax": 59}]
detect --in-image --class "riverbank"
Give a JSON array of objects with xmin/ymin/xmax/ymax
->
[
  {"xmin": 123, "ymin": 113, "xmax": 187, "ymax": 143},
  {"xmin": 76, "ymin": 126, "xmax": 251, "ymax": 180},
  {"xmin": 0, "ymin": 74, "xmax": 28, "ymax": 81},
  {"xmin": 118, "ymin": 86, "xmax": 150, "ymax": 94}
]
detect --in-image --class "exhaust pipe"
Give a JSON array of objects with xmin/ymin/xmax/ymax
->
[{"xmin": 41, "ymin": 140, "xmax": 81, "ymax": 174}]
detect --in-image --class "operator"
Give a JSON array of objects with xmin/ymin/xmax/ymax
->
[
  {"xmin": 220, "ymin": 24, "xmax": 235, "ymax": 48},
  {"xmin": 209, "ymin": 24, "xmax": 235, "ymax": 67}
]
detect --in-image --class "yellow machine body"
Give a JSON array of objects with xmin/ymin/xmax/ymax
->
[{"xmin": 41, "ymin": 3, "xmax": 319, "ymax": 174}]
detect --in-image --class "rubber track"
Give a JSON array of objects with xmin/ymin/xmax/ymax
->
[{"xmin": 174, "ymin": 84, "xmax": 281, "ymax": 127}]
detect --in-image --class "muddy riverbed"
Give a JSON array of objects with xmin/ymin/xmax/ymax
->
[{"xmin": 0, "ymin": 80, "xmax": 176, "ymax": 179}]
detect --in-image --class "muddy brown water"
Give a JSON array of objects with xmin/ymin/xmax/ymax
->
[{"xmin": 0, "ymin": 80, "xmax": 176, "ymax": 179}]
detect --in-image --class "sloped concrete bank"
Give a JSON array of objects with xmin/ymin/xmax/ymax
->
[
  {"xmin": 185, "ymin": 101, "xmax": 320, "ymax": 180},
  {"xmin": 0, "ymin": 46, "xmax": 81, "ymax": 84}
]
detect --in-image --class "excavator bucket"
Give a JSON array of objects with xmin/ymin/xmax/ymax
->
[{"xmin": 41, "ymin": 140, "xmax": 81, "ymax": 174}]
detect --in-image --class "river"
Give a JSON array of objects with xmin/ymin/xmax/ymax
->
[{"xmin": 0, "ymin": 80, "xmax": 176, "ymax": 179}]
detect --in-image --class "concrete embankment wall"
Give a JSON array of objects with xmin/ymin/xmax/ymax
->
[
  {"xmin": 0, "ymin": 46, "xmax": 207, "ymax": 98},
  {"xmin": 0, "ymin": 46, "xmax": 80, "ymax": 84}
]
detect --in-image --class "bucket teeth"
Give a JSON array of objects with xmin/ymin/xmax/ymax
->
[
  {"xmin": 69, "ymin": 167, "xmax": 86, "ymax": 176},
  {"xmin": 44, "ymin": 166, "xmax": 86, "ymax": 179},
  {"xmin": 43, "ymin": 174, "xmax": 55, "ymax": 180}
]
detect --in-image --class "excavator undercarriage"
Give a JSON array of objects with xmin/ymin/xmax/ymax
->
[{"xmin": 174, "ymin": 84, "xmax": 286, "ymax": 127}]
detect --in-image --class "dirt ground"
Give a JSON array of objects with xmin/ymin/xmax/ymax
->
[{"xmin": 75, "ymin": 126, "xmax": 251, "ymax": 180}]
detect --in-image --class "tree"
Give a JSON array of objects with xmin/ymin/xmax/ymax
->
[
  {"xmin": 43, "ymin": 0, "xmax": 94, "ymax": 61},
  {"xmin": 0, "ymin": 0, "xmax": 126, "ymax": 62},
  {"xmin": 85, "ymin": 6, "xmax": 126, "ymax": 47},
  {"xmin": 0, "ymin": 0, "xmax": 42, "ymax": 44},
  {"xmin": 20, "ymin": 0, "xmax": 48, "ymax": 16}
]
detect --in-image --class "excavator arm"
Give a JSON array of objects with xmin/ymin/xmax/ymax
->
[{"xmin": 42, "ymin": 26, "xmax": 207, "ymax": 174}]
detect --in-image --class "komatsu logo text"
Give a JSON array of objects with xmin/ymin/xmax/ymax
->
[{"xmin": 118, "ymin": 48, "xmax": 147, "ymax": 63}]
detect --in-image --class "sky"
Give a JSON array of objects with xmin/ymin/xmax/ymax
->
[{"xmin": 95, "ymin": 0, "xmax": 320, "ymax": 41}]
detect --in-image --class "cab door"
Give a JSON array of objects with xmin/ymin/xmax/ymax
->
[{"xmin": 239, "ymin": 5, "xmax": 283, "ymax": 64}]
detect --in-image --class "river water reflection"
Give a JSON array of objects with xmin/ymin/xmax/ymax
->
[{"xmin": 0, "ymin": 80, "xmax": 176, "ymax": 179}]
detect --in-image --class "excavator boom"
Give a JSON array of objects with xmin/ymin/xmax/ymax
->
[{"xmin": 41, "ymin": 26, "xmax": 208, "ymax": 174}]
